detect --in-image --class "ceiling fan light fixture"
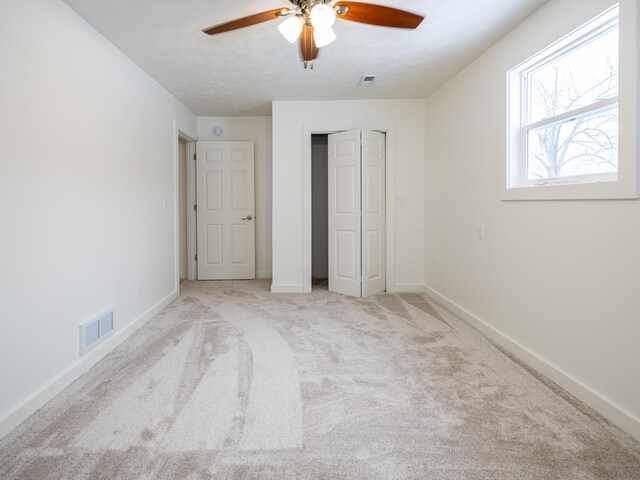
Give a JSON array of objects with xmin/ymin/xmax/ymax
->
[
  {"xmin": 309, "ymin": 4, "xmax": 336, "ymax": 29},
  {"xmin": 313, "ymin": 25, "xmax": 336, "ymax": 48},
  {"xmin": 202, "ymin": 2, "xmax": 425, "ymax": 68},
  {"xmin": 278, "ymin": 15, "xmax": 303, "ymax": 43}
]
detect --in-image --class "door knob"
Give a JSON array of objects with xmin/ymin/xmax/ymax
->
[{"xmin": 242, "ymin": 215, "xmax": 253, "ymax": 221}]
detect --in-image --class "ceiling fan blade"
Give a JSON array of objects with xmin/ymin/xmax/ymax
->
[
  {"xmin": 299, "ymin": 25, "xmax": 319, "ymax": 62},
  {"xmin": 334, "ymin": 2, "xmax": 423, "ymax": 29},
  {"xmin": 203, "ymin": 8, "xmax": 288, "ymax": 35}
]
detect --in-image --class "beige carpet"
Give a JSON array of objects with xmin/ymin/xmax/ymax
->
[{"xmin": 1, "ymin": 280, "xmax": 639, "ymax": 479}]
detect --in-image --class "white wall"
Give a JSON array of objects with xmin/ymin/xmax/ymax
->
[
  {"xmin": 0, "ymin": 0, "xmax": 196, "ymax": 438},
  {"xmin": 424, "ymin": 0, "xmax": 640, "ymax": 440},
  {"xmin": 197, "ymin": 117, "xmax": 272, "ymax": 279},
  {"xmin": 272, "ymin": 99, "xmax": 426, "ymax": 293}
]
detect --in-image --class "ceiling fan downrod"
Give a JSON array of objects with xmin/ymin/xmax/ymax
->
[
  {"xmin": 286, "ymin": 0, "xmax": 349, "ymax": 19},
  {"xmin": 288, "ymin": 0, "xmax": 332, "ymax": 8}
]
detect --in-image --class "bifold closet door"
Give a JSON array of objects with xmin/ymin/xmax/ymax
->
[
  {"xmin": 361, "ymin": 130, "xmax": 386, "ymax": 297},
  {"xmin": 328, "ymin": 130, "xmax": 385, "ymax": 298}
]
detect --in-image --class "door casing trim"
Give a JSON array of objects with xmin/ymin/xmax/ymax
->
[{"xmin": 175, "ymin": 125, "xmax": 197, "ymax": 285}]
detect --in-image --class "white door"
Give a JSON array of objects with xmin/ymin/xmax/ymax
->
[
  {"xmin": 361, "ymin": 130, "xmax": 386, "ymax": 297},
  {"xmin": 328, "ymin": 130, "xmax": 362, "ymax": 297},
  {"xmin": 328, "ymin": 130, "xmax": 386, "ymax": 298},
  {"xmin": 196, "ymin": 141, "xmax": 255, "ymax": 280}
]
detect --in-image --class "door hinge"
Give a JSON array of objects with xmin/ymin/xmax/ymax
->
[
  {"xmin": 193, "ymin": 153, "xmax": 196, "ymax": 161},
  {"xmin": 195, "ymin": 254, "xmax": 198, "ymax": 262},
  {"xmin": 193, "ymin": 204, "xmax": 197, "ymax": 212}
]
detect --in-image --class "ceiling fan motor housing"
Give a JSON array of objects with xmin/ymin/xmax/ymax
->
[{"xmin": 288, "ymin": 0, "xmax": 333, "ymax": 7}]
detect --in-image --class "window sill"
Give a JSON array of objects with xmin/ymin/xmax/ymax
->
[{"xmin": 501, "ymin": 180, "xmax": 639, "ymax": 201}]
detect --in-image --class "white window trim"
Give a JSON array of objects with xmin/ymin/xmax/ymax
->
[{"xmin": 503, "ymin": 2, "xmax": 638, "ymax": 201}]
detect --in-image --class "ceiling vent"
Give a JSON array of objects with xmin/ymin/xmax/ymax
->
[{"xmin": 358, "ymin": 75, "xmax": 378, "ymax": 86}]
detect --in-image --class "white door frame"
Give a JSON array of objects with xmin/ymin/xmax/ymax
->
[
  {"xmin": 302, "ymin": 123, "xmax": 396, "ymax": 294},
  {"xmin": 174, "ymin": 126, "xmax": 198, "ymax": 293},
  {"xmin": 184, "ymin": 136, "xmax": 197, "ymax": 281}
]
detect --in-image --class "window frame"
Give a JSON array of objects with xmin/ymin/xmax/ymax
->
[
  {"xmin": 521, "ymin": 14, "xmax": 619, "ymax": 187},
  {"xmin": 503, "ymin": 2, "xmax": 638, "ymax": 201}
]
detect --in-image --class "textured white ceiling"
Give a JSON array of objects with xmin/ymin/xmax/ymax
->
[{"xmin": 61, "ymin": 0, "xmax": 548, "ymax": 116}]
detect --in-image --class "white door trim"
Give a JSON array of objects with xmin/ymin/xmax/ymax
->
[
  {"xmin": 185, "ymin": 139, "xmax": 197, "ymax": 281},
  {"xmin": 174, "ymin": 125, "xmax": 197, "ymax": 292},
  {"xmin": 302, "ymin": 123, "xmax": 396, "ymax": 294}
]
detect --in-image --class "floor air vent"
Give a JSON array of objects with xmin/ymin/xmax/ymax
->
[{"xmin": 79, "ymin": 309, "xmax": 115, "ymax": 355}]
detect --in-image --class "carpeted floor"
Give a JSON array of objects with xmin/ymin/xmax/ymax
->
[{"xmin": 1, "ymin": 280, "xmax": 639, "ymax": 479}]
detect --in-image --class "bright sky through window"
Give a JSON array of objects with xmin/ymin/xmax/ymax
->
[{"xmin": 527, "ymin": 28, "xmax": 619, "ymax": 124}]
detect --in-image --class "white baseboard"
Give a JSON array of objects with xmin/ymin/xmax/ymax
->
[
  {"xmin": 0, "ymin": 290, "xmax": 179, "ymax": 441},
  {"xmin": 270, "ymin": 283, "xmax": 425, "ymax": 294},
  {"xmin": 256, "ymin": 270, "xmax": 272, "ymax": 279},
  {"xmin": 422, "ymin": 284, "xmax": 640, "ymax": 442},
  {"xmin": 392, "ymin": 283, "xmax": 427, "ymax": 293},
  {"xmin": 270, "ymin": 283, "xmax": 304, "ymax": 293}
]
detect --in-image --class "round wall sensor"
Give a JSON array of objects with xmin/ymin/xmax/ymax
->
[{"xmin": 212, "ymin": 126, "xmax": 223, "ymax": 137}]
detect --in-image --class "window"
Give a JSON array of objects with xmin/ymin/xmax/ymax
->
[{"xmin": 507, "ymin": 5, "xmax": 622, "ymax": 192}]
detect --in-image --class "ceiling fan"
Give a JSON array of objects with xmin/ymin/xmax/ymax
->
[{"xmin": 202, "ymin": 1, "xmax": 424, "ymax": 69}]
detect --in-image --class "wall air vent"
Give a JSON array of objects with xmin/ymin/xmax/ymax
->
[
  {"xmin": 358, "ymin": 75, "xmax": 378, "ymax": 86},
  {"xmin": 79, "ymin": 309, "xmax": 115, "ymax": 355}
]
